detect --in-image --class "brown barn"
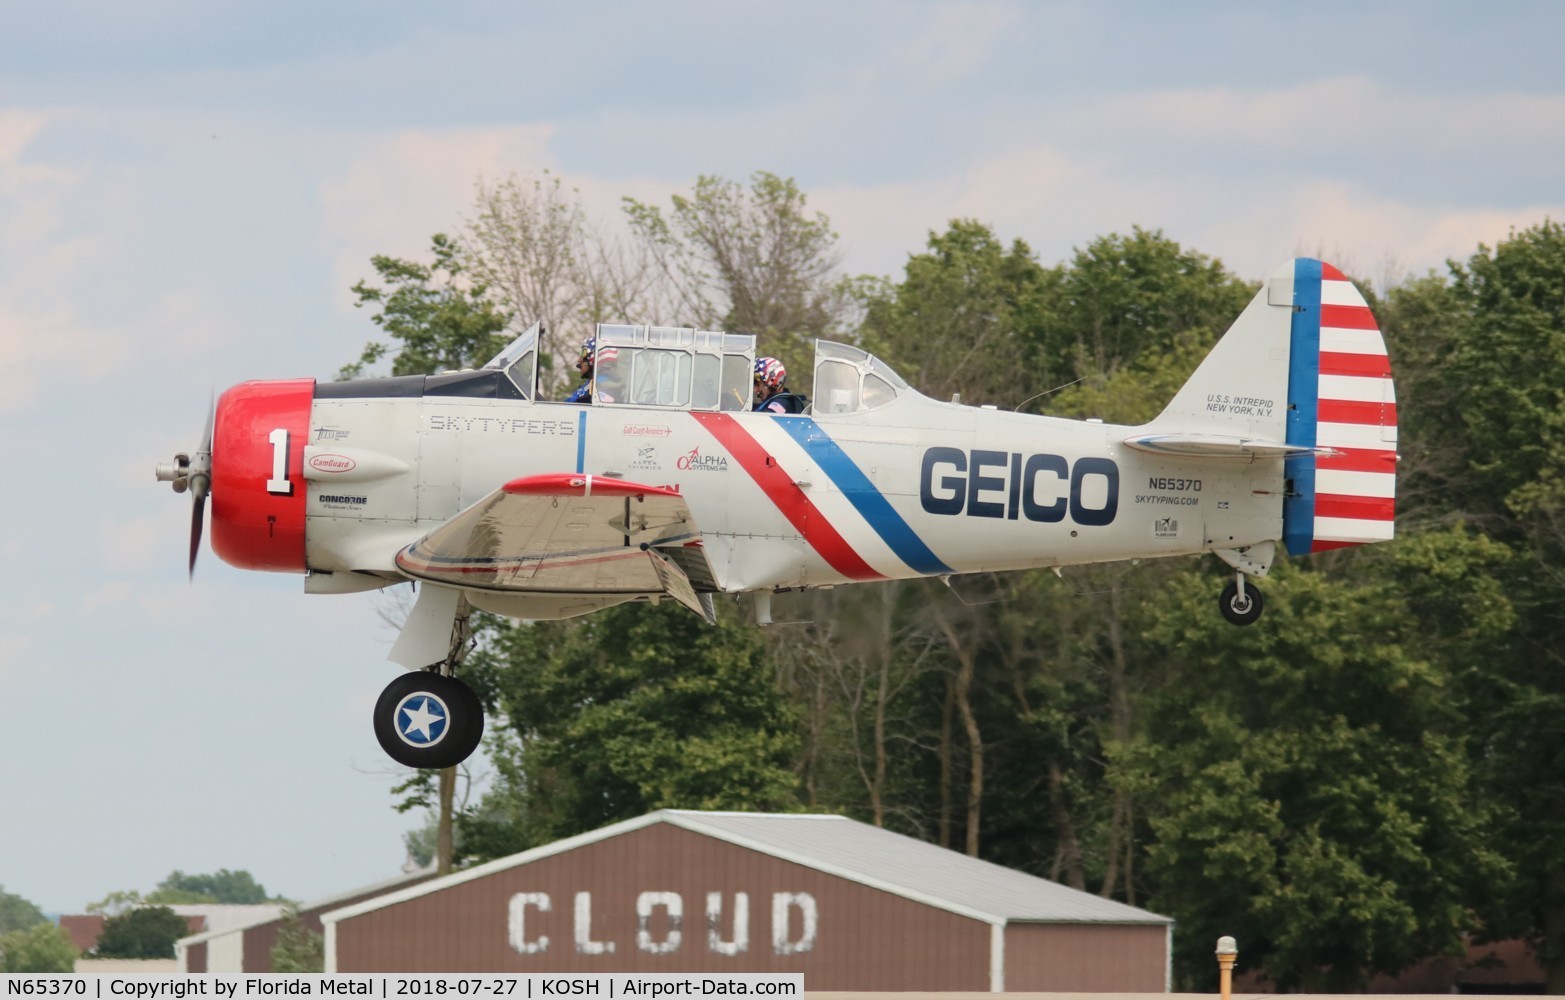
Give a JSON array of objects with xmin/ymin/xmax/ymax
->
[
  {"xmin": 60, "ymin": 912, "xmax": 205, "ymax": 953},
  {"xmin": 177, "ymin": 869, "xmax": 436, "ymax": 972},
  {"xmin": 322, "ymin": 810, "xmax": 1172, "ymax": 991}
]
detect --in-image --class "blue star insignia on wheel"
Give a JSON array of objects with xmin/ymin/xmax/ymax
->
[{"xmin": 394, "ymin": 692, "xmax": 449, "ymax": 747}]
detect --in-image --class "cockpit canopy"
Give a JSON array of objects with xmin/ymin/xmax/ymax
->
[
  {"xmin": 480, "ymin": 321, "xmax": 911, "ymax": 414},
  {"xmin": 811, "ymin": 340, "xmax": 909, "ymax": 414},
  {"xmin": 592, "ymin": 324, "xmax": 756, "ymax": 410}
]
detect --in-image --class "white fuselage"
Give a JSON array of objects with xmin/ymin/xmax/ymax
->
[{"xmin": 301, "ymin": 390, "xmax": 1282, "ymax": 595}]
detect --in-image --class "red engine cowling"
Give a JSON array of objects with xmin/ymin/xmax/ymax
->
[{"xmin": 210, "ymin": 379, "xmax": 314, "ymax": 572}]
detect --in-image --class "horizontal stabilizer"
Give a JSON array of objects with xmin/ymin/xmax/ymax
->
[{"xmin": 1123, "ymin": 433, "xmax": 1331, "ymax": 460}]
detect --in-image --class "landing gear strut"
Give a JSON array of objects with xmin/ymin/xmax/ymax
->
[
  {"xmin": 1218, "ymin": 574, "xmax": 1264, "ymax": 626},
  {"xmin": 1212, "ymin": 542, "xmax": 1273, "ymax": 627}
]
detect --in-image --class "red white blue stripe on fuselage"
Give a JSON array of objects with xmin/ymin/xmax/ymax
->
[{"xmin": 694, "ymin": 411, "xmax": 954, "ymax": 581}]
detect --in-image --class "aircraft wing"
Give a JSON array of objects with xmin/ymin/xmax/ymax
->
[{"xmin": 394, "ymin": 474, "xmax": 714, "ymax": 622}]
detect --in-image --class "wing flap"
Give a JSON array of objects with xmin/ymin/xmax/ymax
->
[
  {"xmin": 395, "ymin": 475, "xmax": 714, "ymax": 610},
  {"xmin": 649, "ymin": 550, "xmax": 716, "ymax": 625}
]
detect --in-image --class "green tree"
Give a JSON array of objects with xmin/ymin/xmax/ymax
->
[
  {"xmin": 89, "ymin": 870, "xmax": 280, "ymax": 911},
  {"xmin": 269, "ymin": 906, "xmax": 324, "ymax": 973},
  {"xmin": 389, "ymin": 758, "xmax": 487, "ymax": 873},
  {"xmin": 1037, "ymin": 226, "xmax": 1255, "ymax": 383},
  {"xmin": 0, "ymin": 922, "xmax": 77, "ymax": 973},
  {"xmin": 1392, "ymin": 219, "xmax": 1565, "ymax": 990},
  {"xmin": 461, "ymin": 172, "xmax": 668, "ymax": 395},
  {"xmin": 625, "ymin": 171, "xmax": 854, "ymax": 381},
  {"xmin": 85, "ymin": 890, "xmax": 145, "ymax": 916},
  {"xmin": 1412, "ymin": 220, "xmax": 1565, "ymax": 522},
  {"xmin": 463, "ymin": 172, "xmax": 591, "ymax": 389},
  {"xmin": 342, "ymin": 233, "xmax": 514, "ymax": 381},
  {"xmin": 150, "ymin": 869, "xmax": 271, "ymax": 905},
  {"xmin": 0, "ymin": 886, "xmax": 47, "ymax": 935},
  {"xmin": 94, "ymin": 906, "xmax": 190, "ymax": 959},
  {"xmin": 1114, "ymin": 543, "xmax": 1512, "ymax": 991},
  {"xmin": 1375, "ymin": 270, "xmax": 1466, "ymax": 522},
  {"xmin": 857, "ymin": 224, "xmax": 1253, "ymax": 416},
  {"xmin": 764, "ymin": 580, "xmax": 950, "ymax": 831},
  {"xmin": 858, "ymin": 219, "xmax": 1050, "ymax": 405},
  {"xmin": 463, "ymin": 602, "xmax": 802, "ymax": 856},
  {"xmin": 843, "ymin": 224, "xmax": 1258, "ymax": 885},
  {"xmin": 343, "ymin": 237, "xmax": 517, "ymax": 873}
]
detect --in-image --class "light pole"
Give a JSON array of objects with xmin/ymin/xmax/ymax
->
[{"xmin": 1216, "ymin": 936, "xmax": 1238, "ymax": 1000}]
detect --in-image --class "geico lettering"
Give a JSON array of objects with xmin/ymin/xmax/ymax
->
[{"xmin": 920, "ymin": 448, "xmax": 1118, "ymax": 526}]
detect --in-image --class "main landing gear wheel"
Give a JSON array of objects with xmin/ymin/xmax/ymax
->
[
  {"xmin": 1218, "ymin": 580, "xmax": 1264, "ymax": 626},
  {"xmin": 373, "ymin": 671, "xmax": 484, "ymax": 769}
]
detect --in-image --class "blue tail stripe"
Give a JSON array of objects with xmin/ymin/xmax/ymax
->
[
  {"xmin": 1283, "ymin": 258, "xmax": 1321, "ymax": 555},
  {"xmin": 775, "ymin": 417, "xmax": 954, "ymax": 575}
]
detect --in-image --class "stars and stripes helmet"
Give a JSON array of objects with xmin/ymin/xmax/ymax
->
[
  {"xmin": 579, "ymin": 337, "xmax": 597, "ymax": 362},
  {"xmin": 754, "ymin": 356, "xmax": 787, "ymax": 390}
]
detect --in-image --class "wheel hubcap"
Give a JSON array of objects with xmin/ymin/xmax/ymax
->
[{"xmin": 393, "ymin": 692, "xmax": 450, "ymax": 747}]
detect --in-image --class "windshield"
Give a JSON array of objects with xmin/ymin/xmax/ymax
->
[
  {"xmin": 811, "ymin": 340, "xmax": 909, "ymax": 413},
  {"xmin": 481, "ymin": 321, "xmax": 540, "ymax": 397}
]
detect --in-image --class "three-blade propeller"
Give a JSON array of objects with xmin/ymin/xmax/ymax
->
[{"xmin": 154, "ymin": 396, "xmax": 214, "ymax": 578}]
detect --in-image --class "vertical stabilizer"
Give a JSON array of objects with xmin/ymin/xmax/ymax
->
[
  {"xmin": 1152, "ymin": 273, "xmax": 1293, "ymax": 443},
  {"xmin": 1147, "ymin": 258, "xmax": 1398, "ymax": 556}
]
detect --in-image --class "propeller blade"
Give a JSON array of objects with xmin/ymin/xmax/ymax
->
[
  {"xmin": 187, "ymin": 392, "xmax": 215, "ymax": 579},
  {"xmin": 189, "ymin": 492, "xmax": 206, "ymax": 579}
]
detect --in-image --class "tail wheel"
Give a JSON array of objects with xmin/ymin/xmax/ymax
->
[
  {"xmin": 373, "ymin": 672, "xmax": 484, "ymax": 769},
  {"xmin": 1219, "ymin": 580, "xmax": 1264, "ymax": 626}
]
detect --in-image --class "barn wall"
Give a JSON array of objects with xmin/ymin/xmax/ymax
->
[
  {"xmin": 242, "ymin": 873, "xmax": 437, "ymax": 971},
  {"xmin": 243, "ymin": 920, "xmax": 283, "ymax": 972},
  {"xmin": 183, "ymin": 941, "xmax": 207, "ymax": 974},
  {"xmin": 1003, "ymin": 922, "xmax": 1168, "ymax": 992},
  {"xmin": 334, "ymin": 823, "xmax": 990, "ymax": 989},
  {"xmin": 207, "ymin": 930, "xmax": 244, "ymax": 973}
]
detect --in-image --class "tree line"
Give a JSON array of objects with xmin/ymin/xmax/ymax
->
[
  {"xmin": 0, "ymin": 869, "xmax": 321, "ymax": 971},
  {"xmin": 345, "ymin": 171, "xmax": 1565, "ymax": 993}
]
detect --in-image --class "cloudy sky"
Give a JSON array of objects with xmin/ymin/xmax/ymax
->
[{"xmin": 3, "ymin": 0, "xmax": 1562, "ymax": 914}]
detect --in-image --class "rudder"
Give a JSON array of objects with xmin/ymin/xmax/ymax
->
[{"xmin": 1281, "ymin": 260, "xmax": 1397, "ymax": 554}]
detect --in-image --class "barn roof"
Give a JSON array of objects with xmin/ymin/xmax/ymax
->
[
  {"xmin": 176, "ymin": 867, "xmax": 437, "ymax": 947},
  {"xmin": 322, "ymin": 810, "xmax": 1170, "ymax": 927},
  {"xmin": 666, "ymin": 811, "xmax": 1169, "ymax": 925}
]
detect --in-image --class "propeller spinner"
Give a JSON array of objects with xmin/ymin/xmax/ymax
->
[{"xmin": 154, "ymin": 399, "xmax": 214, "ymax": 577}]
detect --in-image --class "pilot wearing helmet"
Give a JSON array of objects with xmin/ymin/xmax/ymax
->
[
  {"xmin": 753, "ymin": 356, "xmax": 806, "ymax": 414},
  {"xmin": 565, "ymin": 337, "xmax": 597, "ymax": 403},
  {"xmin": 565, "ymin": 337, "xmax": 621, "ymax": 404}
]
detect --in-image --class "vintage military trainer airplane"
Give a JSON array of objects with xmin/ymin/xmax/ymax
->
[{"xmin": 155, "ymin": 258, "xmax": 1396, "ymax": 769}]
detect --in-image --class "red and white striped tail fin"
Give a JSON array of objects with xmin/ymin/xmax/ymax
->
[{"xmin": 1283, "ymin": 260, "xmax": 1398, "ymax": 554}]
